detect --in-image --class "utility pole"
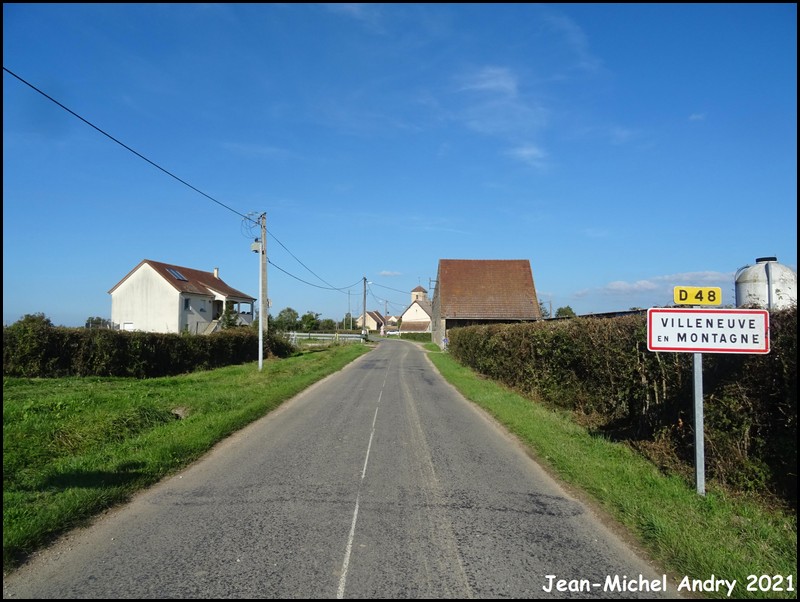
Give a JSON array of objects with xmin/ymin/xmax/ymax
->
[
  {"xmin": 257, "ymin": 212, "xmax": 267, "ymax": 371},
  {"xmin": 261, "ymin": 213, "xmax": 268, "ymax": 337},
  {"xmin": 362, "ymin": 276, "xmax": 367, "ymax": 340}
]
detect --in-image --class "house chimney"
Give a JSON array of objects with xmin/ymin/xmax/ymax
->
[{"xmin": 213, "ymin": 267, "xmax": 219, "ymax": 279}]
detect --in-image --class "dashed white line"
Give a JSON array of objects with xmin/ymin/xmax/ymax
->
[{"xmin": 336, "ymin": 363, "xmax": 390, "ymax": 599}]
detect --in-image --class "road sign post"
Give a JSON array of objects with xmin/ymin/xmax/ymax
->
[
  {"xmin": 648, "ymin": 303, "xmax": 770, "ymax": 495},
  {"xmin": 692, "ymin": 352, "xmax": 704, "ymax": 495}
]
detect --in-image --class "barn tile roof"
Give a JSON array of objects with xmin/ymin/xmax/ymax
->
[{"xmin": 435, "ymin": 259, "xmax": 541, "ymax": 320}]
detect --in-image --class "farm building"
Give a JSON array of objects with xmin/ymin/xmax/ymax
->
[{"xmin": 431, "ymin": 259, "xmax": 542, "ymax": 348}]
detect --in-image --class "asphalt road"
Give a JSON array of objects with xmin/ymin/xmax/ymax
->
[{"xmin": 3, "ymin": 339, "xmax": 673, "ymax": 599}]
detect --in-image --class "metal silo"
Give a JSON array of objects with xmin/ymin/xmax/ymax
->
[{"xmin": 735, "ymin": 257, "xmax": 797, "ymax": 309}]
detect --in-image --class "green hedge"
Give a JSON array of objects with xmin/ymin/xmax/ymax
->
[
  {"xmin": 3, "ymin": 319, "xmax": 295, "ymax": 379},
  {"xmin": 447, "ymin": 307, "xmax": 797, "ymax": 504},
  {"xmin": 400, "ymin": 332, "xmax": 432, "ymax": 342}
]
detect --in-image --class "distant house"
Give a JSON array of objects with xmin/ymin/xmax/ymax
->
[
  {"xmin": 109, "ymin": 259, "xmax": 256, "ymax": 334},
  {"xmin": 356, "ymin": 310, "xmax": 387, "ymax": 332},
  {"xmin": 431, "ymin": 259, "xmax": 542, "ymax": 348},
  {"xmin": 399, "ymin": 286, "xmax": 433, "ymax": 334}
]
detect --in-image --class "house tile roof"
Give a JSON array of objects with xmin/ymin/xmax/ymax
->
[
  {"xmin": 109, "ymin": 259, "xmax": 255, "ymax": 301},
  {"xmin": 436, "ymin": 259, "xmax": 541, "ymax": 320},
  {"xmin": 367, "ymin": 310, "xmax": 386, "ymax": 326},
  {"xmin": 400, "ymin": 320, "xmax": 431, "ymax": 332}
]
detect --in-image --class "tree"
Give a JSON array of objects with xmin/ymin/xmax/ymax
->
[
  {"xmin": 539, "ymin": 302, "xmax": 551, "ymax": 319},
  {"xmin": 555, "ymin": 305, "xmax": 576, "ymax": 318},
  {"xmin": 85, "ymin": 316, "xmax": 111, "ymax": 329},
  {"xmin": 320, "ymin": 318, "xmax": 337, "ymax": 332},
  {"xmin": 11, "ymin": 313, "xmax": 53, "ymax": 329},
  {"xmin": 273, "ymin": 307, "xmax": 299, "ymax": 332},
  {"xmin": 342, "ymin": 313, "xmax": 354, "ymax": 330},
  {"xmin": 220, "ymin": 301, "xmax": 239, "ymax": 329},
  {"xmin": 300, "ymin": 311, "xmax": 321, "ymax": 332}
]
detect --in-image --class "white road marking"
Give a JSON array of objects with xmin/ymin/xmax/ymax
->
[{"xmin": 336, "ymin": 360, "xmax": 391, "ymax": 599}]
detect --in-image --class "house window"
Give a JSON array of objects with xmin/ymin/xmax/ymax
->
[
  {"xmin": 184, "ymin": 298, "xmax": 190, "ymax": 311},
  {"xmin": 199, "ymin": 300, "xmax": 206, "ymax": 313}
]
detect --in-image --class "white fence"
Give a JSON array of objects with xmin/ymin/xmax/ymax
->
[{"xmin": 287, "ymin": 332, "xmax": 364, "ymax": 344}]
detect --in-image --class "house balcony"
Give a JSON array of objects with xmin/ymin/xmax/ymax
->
[{"xmin": 236, "ymin": 311, "xmax": 254, "ymax": 326}]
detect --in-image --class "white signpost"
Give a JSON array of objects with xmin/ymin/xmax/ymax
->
[{"xmin": 647, "ymin": 302, "xmax": 770, "ymax": 496}]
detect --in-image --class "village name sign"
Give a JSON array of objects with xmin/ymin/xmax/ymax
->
[
  {"xmin": 647, "ymin": 289, "xmax": 770, "ymax": 496},
  {"xmin": 647, "ymin": 307, "xmax": 769, "ymax": 354}
]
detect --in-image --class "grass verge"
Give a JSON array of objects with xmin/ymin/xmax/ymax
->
[
  {"xmin": 3, "ymin": 343, "xmax": 370, "ymax": 573},
  {"xmin": 426, "ymin": 348, "xmax": 797, "ymax": 600}
]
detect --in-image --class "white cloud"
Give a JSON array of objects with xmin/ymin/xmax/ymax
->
[
  {"xmin": 605, "ymin": 280, "xmax": 660, "ymax": 294},
  {"xmin": 453, "ymin": 67, "xmax": 548, "ymax": 138},
  {"xmin": 379, "ymin": 270, "xmax": 402, "ymax": 277},
  {"xmin": 324, "ymin": 3, "xmax": 384, "ymax": 30},
  {"xmin": 689, "ymin": 113, "xmax": 707, "ymax": 121},
  {"xmin": 609, "ymin": 126, "xmax": 639, "ymax": 145},
  {"xmin": 506, "ymin": 144, "xmax": 548, "ymax": 169},
  {"xmin": 652, "ymin": 271, "xmax": 733, "ymax": 284},
  {"xmin": 600, "ymin": 271, "xmax": 733, "ymax": 295},
  {"xmin": 457, "ymin": 67, "xmax": 518, "ymax": 97},
  {"xmin": 569, "ymin": 271, "xmax": 735, "ymax": 311},
  {"xmin": 543, "ymin": 12, "xmax": 603, "ymax": 74}
]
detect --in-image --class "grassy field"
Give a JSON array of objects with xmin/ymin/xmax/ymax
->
[
  {"xmin": 4, "ymin": 340, "xmax": 797, "ymax": 598},
  {"xmin": 3, "ymin": 343, "xmax": 371, "ymax": 572},
  {"xmin": 425, "ymin": 343, "xmax": 797, "ymax": 600}
]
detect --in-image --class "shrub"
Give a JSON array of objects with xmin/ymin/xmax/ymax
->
[
  {"xmin": 448, "ymin": 307, "xmax": 797, "ymax": 504},
  {"xmin": 3, "ymin": 320, "xmax": 296, "ymax": 379}
]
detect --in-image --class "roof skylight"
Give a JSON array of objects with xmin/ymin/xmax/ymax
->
[{"xmin": 166, "ymin": 268, "xmax": 188, "ymax": 281}]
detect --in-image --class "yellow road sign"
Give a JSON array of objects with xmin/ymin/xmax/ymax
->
[{"xmin": 673, "ymin": 286, "xmax": 722, "ymax": 306}]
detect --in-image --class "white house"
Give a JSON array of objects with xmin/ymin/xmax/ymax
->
[
  {"xmin": 109, "ymin": 259, "xmax": 256, "ymax": 334},
  {"xmin": 355, "ymin": 310, "xmax": 386, "ymax": 332},
  {"xmin": 399, "ymin": 286, "xmax": 433, "ymax": 333}
]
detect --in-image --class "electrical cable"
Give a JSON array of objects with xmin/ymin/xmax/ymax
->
[
  {"xmin": 370, "ymin": 282, "xmax": 414, "ymax": 296},
  {"xmin": 5, "ymin": 66, "xmax": 367, "ymax": 298},
  {"xmin": 3, "ymin": 67, "xmax": 255, "ymax": 224},
  {"xmin": 269, "ymin": 259, "xmax": 362, "ymax": 292},
  {"xmin": 267, "ymin": 229, "xmax": 346, "ymax": 292}
]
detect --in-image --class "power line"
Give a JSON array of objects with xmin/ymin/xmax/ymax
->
[
  {"xmin": 3, "ymin": 66, "xmax": 254, "ymax": 224},
  {"xmin": 371, "ymin": 282, "xmax": 415, "ymax": 296},
  {"xmin": 267, "ymin": 230, "xmax": 344, "ymax": 292},
  {"xmin": 366, "ymin": 283, "xmax": 406, "ymax": 313},
  {"xmin": 269, "ymin": 259, "xmax": 362, "ymax": 292},
  {"xmin": 5, "ymin": 66, "xmax": 363, "ymax": 298}
]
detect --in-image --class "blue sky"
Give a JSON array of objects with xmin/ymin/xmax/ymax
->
[{"xmin": 3, "ymin": 3, "xmax": 797, "ymax": 327}]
